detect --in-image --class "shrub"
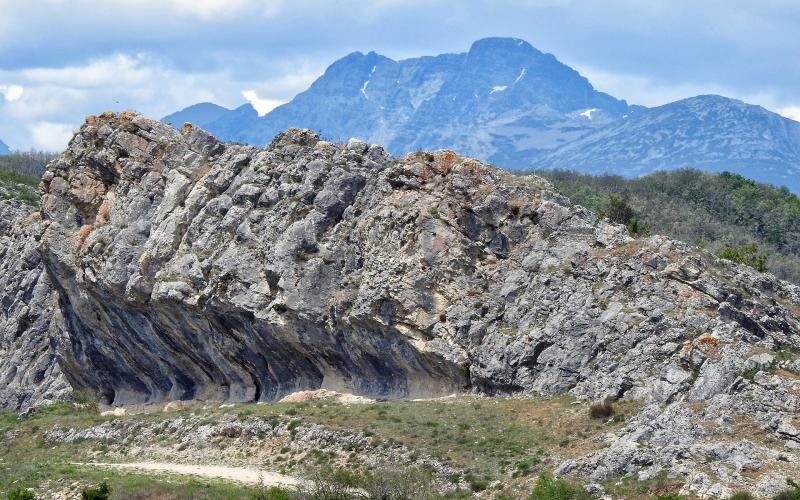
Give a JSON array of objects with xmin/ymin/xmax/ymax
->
[
  {"xmin": 300, "ymin": 467, "xmax": 358, "ymax": 499},
  {"xmin": 300, "ymin": 466, "xmax": 436, "ymax": 499},
  {"xmin": 774, "ymin": 479, "xmax": 800, "ymax": 500},
  {"xmin": 361, "ymin": 467, "xmax": 435, "ymax": 499},
  {"xmin": 607, "ymin": 194, "xmax": 635, "ymax": 224},
  {"xmin": 6, "ymin": 488, "xmax": 35, "ymax": 500},
  {"xmin": 588, "ymin": 398, "xmax": 614, "ymax": 419},
  {"xmin": 627, "ymin": 217, "xmax": 650, "ymax": 236},
  {"xmin": 728, "ymin": 492, "xmax": 754, "ymax": 500},
  {"xmin": 251, "ymin": 486, "xmax": 290, "ymax": 500},
  {"xmin": 530, "ymin": 473, "xmax": 590, "ymax": 500},
  {"xmin": 656, "ymin": 495, "xmax": 684, "ymax": 500},
  {"xmin": 716, "ymin": 242, "xmax": 768, "ymax": 272},
  {"xmin": 464, "ymin": 472, "xmax": 489, "ymax": 492},
  {"xmin": 81, "ymin": 481, "xmax": 111, "ymax": 500}
]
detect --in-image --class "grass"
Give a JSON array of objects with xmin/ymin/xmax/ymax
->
[
  {"xmin": 601, "ymin": 471, "xmax": 685, "ymax": 499},
  {"xmin": 0, "ymin": 396, "xmax": 649, "ymax": 498},
  {"xmin": 0, "ymin": 168, "xmax": 40, "ymax": 207},
  {"xmin": 221, "ymin": 396, "xmax": 641, "ymax": 481}
]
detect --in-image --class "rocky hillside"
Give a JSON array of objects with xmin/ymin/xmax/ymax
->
[
  {"xmin": 2, "ymin": 112, "xmax": 800, "ymax": 494},
  {"xmin": 539, "ymin": 168, "xmax": 800, "ymax": 284}
]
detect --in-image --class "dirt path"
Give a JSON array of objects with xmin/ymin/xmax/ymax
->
[{"xmin": 73, "ymin": 462, "xmax": 302, "ymax": 488}]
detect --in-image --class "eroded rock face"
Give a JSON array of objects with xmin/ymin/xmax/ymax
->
[
  {"xmin": 0, "ymin": 200, "xmax": 70, "ymax": 410},
  {"xmin": 37, "ymin": 112, "xmax": 800, "ymax": 412}
]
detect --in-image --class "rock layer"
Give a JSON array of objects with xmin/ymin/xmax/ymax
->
[
  {"xmin": 38, "ymin": 112, "xmax": 800, "ymax": 411},
  {"xmin": 0, "ymin": 200, "xmax": 70, "ymax": 410}
]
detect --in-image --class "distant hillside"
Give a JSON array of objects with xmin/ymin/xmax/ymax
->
[
  {"xmin": 163, "ymin": 102, "xmax": 237, "ymax": 131},
  {"xmin": 0, "ymin": 151, "xmax": 55, "ymax": 207},
  {"xmin": 532, "ymin": 95, "xmax": 800, "ymax": 191},
  {"xmin": 0, "ymin": 150, "xmax": 55, "ymax": 177},
  {"xmin": 0, "ymin": 138, "xmax": 9, "ymax": 155},
  {"xmin": 539, "ymin": 168, "xmax": 800, "ymax": 283}
]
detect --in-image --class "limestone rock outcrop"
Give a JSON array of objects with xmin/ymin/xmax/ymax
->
[
  {"xmin": 0, "ymin": 200, "xmax": 70, "ymax": 410},
  {"xmin": 2, "ymin": 111, "xmax": 800, "ymax": 493},
  {"xmin": 36, "ymin": 112, "xmax": 800, "ymax": 409}
]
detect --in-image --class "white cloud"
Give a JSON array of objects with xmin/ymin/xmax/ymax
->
[
  {"xmin": 28, "ymin": 122, "xmax": 75, "ymax": 151},
  {"xmin": 0, "ymin": 84, "xmax": 24, "ymax": 101},
  {"xmin": 574, "ymin": 65, "xmax": 730, "ymax": 107},
  {"xmin": 778, "ymin": 106, "xmax": 800, "ymax": 122},
  {"xmin": 0, "ymin": 52, "xmax": 322, "ymax": 150},
  {"xmin": 241, "ymin": 90, "xmax": 284, "ymax": 116},
  {"xmin": 169, "ymin": 0, "xmax": 252, "ymax": 18}
]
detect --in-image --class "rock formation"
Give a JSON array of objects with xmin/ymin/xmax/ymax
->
[
  {"xmin": 2, "ymin": 111, "xmax": 800, "ymax": 494},
  {"xmin": 0, "ymin": 200, "xmax": 70, "ymax": 410}
]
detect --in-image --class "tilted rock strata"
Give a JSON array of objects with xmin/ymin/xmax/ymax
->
[
  {"xmin": 0, "ymin": 200, "xmax": 70, "ymax": 410},
  {"xmin": 38, "ymin": 112, "xmax": 800, "ymax": 413}
]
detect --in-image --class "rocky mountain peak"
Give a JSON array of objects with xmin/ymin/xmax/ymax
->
[{"xmin": 466, "ymin": 36, "xmax": 541, "ymax": 57}]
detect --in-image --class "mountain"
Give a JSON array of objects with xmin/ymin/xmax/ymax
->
[
  {"xmin": 0, "ymin": 138, "xmax": 10, "ymax": 155},
  {"xmin": 5, "ymin": 112, "xmax": 800, "ymax": 496},
  {"xmin": 163, "ymin": 102, "xmax": 235, "ymax": 130},
  {"xmin": 165, "ymin": 38, "xmax": 800, "ymax": 192},
  {"xmin": 166, "ymin": 37, "xmax": 629, "ymax": 165},
  {"xmin": 531, "ymin": 95, "xmax": 800, "ymax": 190}
]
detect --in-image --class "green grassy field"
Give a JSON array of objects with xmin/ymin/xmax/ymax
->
[{"xmin": 0, "ymin": 397, "xmax": 688, "ymax": 499}]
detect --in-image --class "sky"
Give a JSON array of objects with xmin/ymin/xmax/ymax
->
[{"xmin": 0, "ymin": 0, "xmax": 798, "ymax": 151}]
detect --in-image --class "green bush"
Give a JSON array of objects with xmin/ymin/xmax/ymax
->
[
  {"xmin": 6, "ymin": 488, "xmax": 35, "ymax": 500},
  {"xmin": 655, "ymin": 494, "xmax": 684, "ymax": 500},
  {"xmin": 626, "ymin": 217, "xmax": 649, "ymax": 236},
  {"xmin": 607, "ymin": 194, "xmax": 634, "ymax": 224},
  {"xmin": 81, "ymin": 481, "xmax": 111, "ymax": 500},
  {"xmin": 774, "ymin": 479, "xmax": 800, "ymax": 500},
  {"xmin": 530, "ymin": 473, "xmax": 590, "ymax": 500},
  {"xmin": 728, "ymin": 492, "xmax": 754, "ymax": 500},
  {"xmin": 251, "ymin": 486, "xmax": 290, "ymax": 500},
  {"xmin": 716, "ymin": 242, "xmax": 768, "ymax": 272}
]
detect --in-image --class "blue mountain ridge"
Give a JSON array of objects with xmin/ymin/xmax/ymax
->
[{"xmin": 163, "ymin": 37, "xmax": 800, "ymax": 192}]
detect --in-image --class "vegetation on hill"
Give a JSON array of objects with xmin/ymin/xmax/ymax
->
[
  {"xmin": 0, "ymin": 397, "xmax": 676, "ymax": 499},
  {"xmin": 0, "ymin": 151, "xmax": 54, "ymax": 178},
  {"xmin": 0, "ymin": 151, "xmax": 53, "ymax": 207},
  {"xmin": 537, "ymin": 168, "xmax": 800, "ymax": 284}
]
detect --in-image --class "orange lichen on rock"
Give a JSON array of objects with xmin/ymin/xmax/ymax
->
[{"xmin": 75, "ymin": 224, "xmax": 93, "ymax": 250}]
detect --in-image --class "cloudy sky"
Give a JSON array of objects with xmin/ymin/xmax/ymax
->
[{"xmin": 1, "ymin": 0, "xmax": 798, "ymax": 151}]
